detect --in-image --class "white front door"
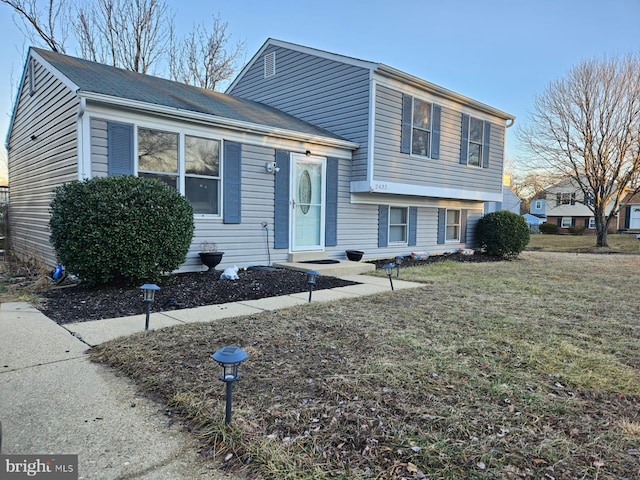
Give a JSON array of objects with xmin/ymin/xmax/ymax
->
[{"xmin": 291, "ymin": 154, "xmax": 325, "ymax": 251}]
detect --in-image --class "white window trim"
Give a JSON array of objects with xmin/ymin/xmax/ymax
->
[
  {"xmin": 588, "ymin": 218, "xmax": 595, "ymax": 229},
  {"xmin": 446, "ymin": 208, "xmax": 461, "ymax": 242},
  {"xmin": 465, "ymin": 116, "xmax": 484, "ymax": 168},
  {"xmin": 410, "ymin": 98, "xmax": 433, "ymax": 159},
  {"xmin": 534, "ymin": 200, "xmax": 542, "ymax": 210},
  {"xmin": 133, "ymin": 122, "xmax": 224, "ymax": 218},
  {"xmin": 388, "ymin": 206, "xmax": 409, "ymax": 244},
  {"xmin": 561, "ymin": 217, "xmax": 572, "ymax": 228}
]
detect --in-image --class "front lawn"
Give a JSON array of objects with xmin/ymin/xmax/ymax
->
[
  {"xmin": 527, "ymin": 232, "xmax": 640, "ymax": 253},
  {"xmin": 91, "ymin": 251, "xmax": 640, "ymax": 479}
]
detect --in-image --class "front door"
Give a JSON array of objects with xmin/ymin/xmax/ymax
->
[
  {"xmin": 291, "ymin": 154, "xmax": 325, "ymax": 251},
  {"xmin": 631, "ymin": 206, "xmax": 640, "ymax": 229}
]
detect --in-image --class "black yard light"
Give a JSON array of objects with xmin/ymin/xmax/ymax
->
[
  {"xmin": 394, "ymin": 255, "xmax": 403, "ymax": 277},
  {"xmin": 212, "ymin": 345, "xmax": 248, "ymax": 425},
  {"xmin": 139, "ymin": 283, "xmax": 160, "ymax": 331},
  {"xmin": 383, "ymin": 262, "xmax": 395, "ymax": 290},
  {"xmin": 307, "ymin": 270, "xmax": 319, "ymax": 303}
]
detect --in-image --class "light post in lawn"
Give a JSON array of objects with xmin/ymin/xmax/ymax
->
[
  {"xmin": 307, "ymin": 270, "xmax": 319, "ymax": 303},
  {"xmin": 383, "ymin": 263, "xmax": 394, "ymax": 290},
  {"xmin": 394, "ymin": 255, "xmax": 403, "ymax": 277},
  {"xmin": 139, "ymin": 283, "xmax": 160, "ymax": 331},
  {"xmin": 212, "ymin": 345, "xmax": 248, "ymax": 425}
]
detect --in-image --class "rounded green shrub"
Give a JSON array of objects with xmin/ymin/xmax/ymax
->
[
  {"xmin": 475, "ymin": 210, "xmax": 530, "ymax": 259},
  {"xmin": 539, "ymin": 222, "xmax": 559, "ymax": 234},
  {"xmin": 49, "ymin": 176, "xmax": 194, "ymax": 286}
]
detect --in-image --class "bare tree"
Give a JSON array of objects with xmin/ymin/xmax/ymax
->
[
  {"xmin": 518, "ymin": 53, "xmax": 640, "ymax": 247},
  {"xmin": 170, "ymin": 15, "xmax": 244, "ymax": 90},
  {"xmin": 74, "ymin": 0, "xmax": 170, "ymax": 74},
  {"xmin": 1, "ymin": 0, "xmax": 68, "ymax": 52}
]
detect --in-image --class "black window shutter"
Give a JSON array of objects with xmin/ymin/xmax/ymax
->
[
  {"xmin": 408, "ymin": 206, "xmax": 417, "ymax": 246},
  {"xmin": 460, "ymin": 114, "xmax": 469, "ymax": 164},
  {"xmin": 571, "ymin": 218, "xmax": 576, "ymax": 227},
  {"xmin": 274, "ymin": 150, "xmax": 290, "ymax": 249},
  {"xmin": 401, "ymin": 94, "xmax": 412, "ymax": 154},
  {"xmin": 482, "ymin": 121, "xmax": 491, "ymax": 168},
  {"xmin": 460, "ymin": 209, "xmax": 468, "ymax": 244},
  {"xmin": 325, "ymin": 157, "xmax": 339, "ymax": 247},
  {"xmin": 556, "ymin": 193, "xmax": 561, "ymax": 206},
  {"xmin": 107, "ymin": 122, "xmax": 134, "ymax": 176},
  {"xmin": 378, "ymin": 205, "xmax": 389, "ymax": 248},
  {"xmin": 557, "ymin": 218, "xmax": 562, "ymax": 227},
  {"xmin": 570, "ymin": 193, "xmax": 576, "ymax": 205},
  {"xmin": 431, "ymin": 105, "xmax": 441, "ymax": 159},
  {"xmin": 625, "ymin": 206, "xmax": 631, "ymax": 228},
  {"xmin": 437, "ymin": 208, "xmax": 446, "ymax": 244},
  {"xmin": 584, "ymin": 218, "xmax": 589, "ymax": 228},
  {"xmin": 223, "ymin": 141, "xmax": 242, "ymax": 224}
]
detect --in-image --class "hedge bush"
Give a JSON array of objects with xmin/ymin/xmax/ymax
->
[
  {"xmin": 475, "ymin": 210, "xmax": 530, "ymax": 259},
  {"xmin": 539, "ymin": 222, "xmax": 559, "ymax": 234},
  {"xmin": 49, "ymin": 176, "xmax": 194, "ymax": 286}
]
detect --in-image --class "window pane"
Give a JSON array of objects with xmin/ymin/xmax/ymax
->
[
  {"xmin": 469, "ymin": 117, "xmax": 483, "ymax": 143},
  {"xmin": 139, "ymin": 172, "xmax": 177, "ymax": 189},
  {"xmin": 138, "ymin": 128, "xmax": 178, "ymax": 173},
  {"xmin": 446, "ymin": 225, "xmax": 459, "ymax": 241},
  {"xmin": 390, "ymin": 207, "xmax": 407, "ymax": 224},
  {"xmin": 411, "ymin": 129, "xmax": 431, "ymax": 157},
  {"xmin": 468, "ymin": 143, "xmax": 482, "ymax": 166},
  {"xmin": 185, "ymin": 177, "xmax": 219, "ymax": 214},
  {"xmin": 412, "ymin": 99, "xmax": 431, "ymax": 131},
  {"xmin": 390, "ymin": 225, "xmax": 406, "ymax": 243},
  {"xmin": 186, "ymin": 136, "xmax": 219, "ymax": 176},
  {"xmin": 447, "ymin": 209, "xmax": 460, "ymax": 225}
]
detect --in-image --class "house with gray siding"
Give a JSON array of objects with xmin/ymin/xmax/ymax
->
[
  {"xmin": 228, "ymin": 39, "xmax": 515, "ymax": 259},
  {"xmin": 6, "ymin": 39, "xmax": 513, "ymax": 274}
]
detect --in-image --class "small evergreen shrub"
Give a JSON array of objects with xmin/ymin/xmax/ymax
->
[
  {"xmin": 49, "ymin": 176, "xmax": 194, "ymax": 286},
  {"xmin": 539, "ymin": 222, "xmax": 559, "ymax": 234},
  {"xmin": 568, "ymin": 225, "xmax": 585, "ymax": 236},
  {"xmin": 476, "ymin": 210, "xmax": 530, "ymax": 259}
]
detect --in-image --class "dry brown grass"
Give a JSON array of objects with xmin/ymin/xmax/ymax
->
[
  {"xmin": 527, "ymin": 232, "xmax": 639, "ymax": 253},
  {"xmin": 91, "ymin": 251, "xmax": 640, "ymax": 479}
]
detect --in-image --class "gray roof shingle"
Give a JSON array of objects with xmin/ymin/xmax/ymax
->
[{"xmin": 33, "ymin": 48, "xmax": 347, "ymax": 142}]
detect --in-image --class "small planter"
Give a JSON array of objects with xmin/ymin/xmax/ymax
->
[
  {"xmin": 199, "ymin": 252, "xmax": 224, "ymax": 273},
  {"xmin": 345, "ymin": 250, "xmax": 364, "ymax": 262}
]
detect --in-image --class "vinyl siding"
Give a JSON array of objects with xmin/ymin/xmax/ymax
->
[
  {"xmin": 90, "ymin": 118, "xmax": 109, "ymax": 177},
  {"xmin": 7, "ymin": 57, "xmax": 79, "ymax": 265},
  {"xmin": 228, "ymin": 45, "xmax": 371, "ymax": 181},
  {"xmin": 374, "ymin": 84, "xmax": 504, "ymax": 197}
]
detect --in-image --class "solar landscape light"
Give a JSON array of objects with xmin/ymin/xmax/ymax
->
[
  {"xmin": 139, "ymin": 283, "xmax": 160, "ymax": 331},
  {"xmin": 383, "ymin": 262, "xmax": 395, "ymax": 290},
  {"xmin": 394, "ymin": 255, "xmax": 403, "ymax": 277},
  {"xmin": 307, "ymin": 270, "xmax": 319, "ymax": 303},
  {"xmin": 212, "ymin": 345, "xmax": 248, "ymax": 425}
]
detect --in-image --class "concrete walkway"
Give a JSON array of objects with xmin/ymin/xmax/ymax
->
[{"xmin": 0, "ymin": 273, "xmax": 422, "ymax": 479}]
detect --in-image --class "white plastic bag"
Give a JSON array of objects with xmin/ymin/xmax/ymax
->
[{"xmin": 220, "ymin": 265, "xmax": 240, "ymax": 280}]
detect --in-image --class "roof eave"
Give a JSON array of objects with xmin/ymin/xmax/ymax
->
[
  {"xmin": 376, "ymin": 64, "xmax": 515, "ymax": 124},
  {"xmin": 79, "ymin": 91, "xmax": 360, "ymax": 150}
]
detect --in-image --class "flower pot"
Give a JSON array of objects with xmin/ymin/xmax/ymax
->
[
  {"xmin": 345, "ymin": 250, "xmax": 364, "ymax": 262},
  {"xmin": 199, "ymin": 252, "xmax": 224, "ymax": 273}
]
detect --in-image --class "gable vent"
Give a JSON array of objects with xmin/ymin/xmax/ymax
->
[{"xmin": 264, "ymin": 52, "xmax": 276, "ymax": 78}]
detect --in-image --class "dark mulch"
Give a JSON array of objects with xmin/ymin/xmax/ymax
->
[{"xmin": 37, "ymin": 252, "xmax": 501, "ymax": 324}]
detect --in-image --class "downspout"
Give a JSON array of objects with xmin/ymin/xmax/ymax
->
[{"xmin": 76, "ymin": 96, "xmax": 87, "ymax": 180}]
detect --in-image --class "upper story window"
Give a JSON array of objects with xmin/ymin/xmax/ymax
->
[
  {"xmin": 401, "ymin": 94, "xmax": 441, "ymax": 159},
  {"xmin": 411, "ymin": 99, "xmax": 433, "ymax": 157},
  {"xmin": 389, "ymin": 207, "xmax": 408, "ymax": 243},
  {"xmin": 534, "ymin": 200, "xmax": 542, "ymax": 210},
  {"xmin": 556, "ymin": 192, "xmax": 575, "ymax": 205},
  {"xmin": 460, "ymin": 114, "xmax": 491, "ymax": 168}
]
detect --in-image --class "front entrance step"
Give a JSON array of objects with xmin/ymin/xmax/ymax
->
[
  {"xmin": 288, "ymin": 252, "xmax": 328, "ymax": 263},
  {"xmin": 274, "ymin": 259, "xmax": 375, "ymax": 277}
]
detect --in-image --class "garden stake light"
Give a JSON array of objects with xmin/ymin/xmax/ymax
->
[
  {"xmin": 139, "ymin": 284, "xmax": 160, "ymax": 331},
  {"xmin": 383, "ymin": 263, "xmax": 394, "ymax": 290},
  {"xmin": 307, "ymin": 270, "xmax": 319, "ymax": 302},
  {"xmin": 212, "ymin": 346, "xmax": 248, "ymax": 425},
  {"xmin": 394, "ymin": 255, "xmax": 403, "ymax": 277}
]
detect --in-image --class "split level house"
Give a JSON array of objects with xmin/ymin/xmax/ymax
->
[
  {"xmin": 6, "ymin": 38, "xmax": 514, "ymax": 273},
  {"xmin": 530, "ymin": 178, "xmax": 619, "ymax": 233}
]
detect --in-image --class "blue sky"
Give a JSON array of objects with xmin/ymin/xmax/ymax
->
[{"xmin": 1, "ymin": 0, "xmax": 639, "ymax": 170}]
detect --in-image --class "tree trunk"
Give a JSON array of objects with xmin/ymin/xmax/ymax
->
[{"xmin": 595, "ymin": 216, "xmax": 609, "ymax": 247}]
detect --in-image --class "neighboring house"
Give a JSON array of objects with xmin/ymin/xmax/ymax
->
[
  {"xmin": 531, "ymin": 178, "xmax": 618, "ymax": 233},
  {"xmin": 619, "ymin": 192, "xmax": 640, "ymax": 231},
  {"xmin": 484, "ymin": 186, "xmax": 521, "ymax": 215},
  {"xmin": 7, "ymin": 40, "xmax": 514, "ymax": 272}
]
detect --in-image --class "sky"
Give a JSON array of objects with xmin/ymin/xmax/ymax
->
[{"xmin": 1, "ymin": 0, "xmax": 639, "ymax": 182}]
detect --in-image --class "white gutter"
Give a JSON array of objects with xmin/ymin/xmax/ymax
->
[{"xmin": 78, "ymin": 91, "xmax": 360, "ymax": 151}]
